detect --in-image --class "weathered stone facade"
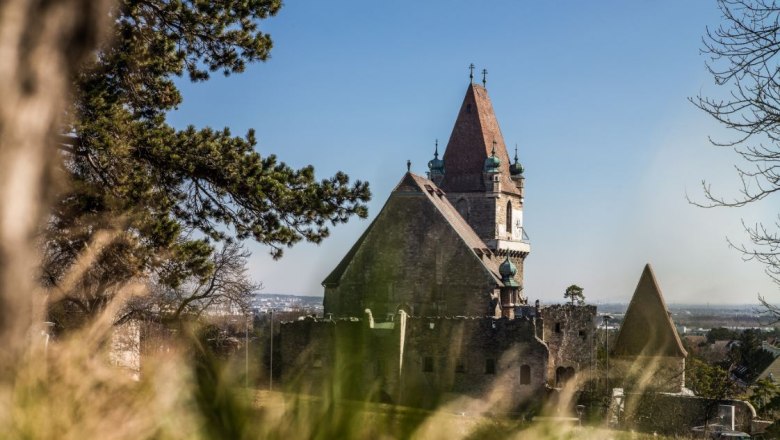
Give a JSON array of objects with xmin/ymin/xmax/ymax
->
[
  {"xmin": 322, "ymin": 174, "xmax": 502, "ymax": 319},
  {"xmin": 611, "ymin": 356, "xmax": 685, "ymax": 393},
  {"xmin": 280, "ymin": 312, "xmax": 550, "ymax": 411},
  {"xmin": 540, "ymin": 304, "xmax": 597, "ymax": 386},
  {"xmin": 448, "ymin": 192, "xmax": 527, "ymax": 285},
  {"xmin": 621, "ymin": 393, "xmax": 756, "ymax": 435}
]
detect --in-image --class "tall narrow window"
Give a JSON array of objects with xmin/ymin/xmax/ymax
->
[
  {"xmin": 520, "ymin": 365, "xmax": 531, "ymax": 384},
  {"xmin": 506, "ymin": 201, "xmax": 512, "ymax": 233}
]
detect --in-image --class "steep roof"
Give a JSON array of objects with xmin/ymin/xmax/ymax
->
[
  {"xmin": 322, "ymin": 172, "xmax": 504, "ymax": 287},
  {"xmin": 439, "ymin": 83, "xmax": 520, "ymax": 195},
  {"xmin": 612, "ymin": 264, "xmax": 688, "ymax": 358}
]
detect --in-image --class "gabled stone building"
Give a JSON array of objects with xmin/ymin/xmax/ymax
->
[{"xmin": 281, "ymin": 79, "xmax": 596, "ymax": 410}]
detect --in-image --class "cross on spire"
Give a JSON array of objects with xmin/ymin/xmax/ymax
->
[
  {"xmin": 482, "ymin": 69, "xmax": 488, "ymax": 87},
  {"xmin": 514, "ymin": 144, "xmax": 519, "ymax": 162},
  {"xmin": 434, "ymin": 139, "xmax": 439, "ymax": 158},
  {"xmin": 406, "ymin": 159, "xmax": 411, "ymax": 172},
  {"xmin": 469, "ymin": 63, "xmax": 475, "ymax": 82},
  {"xmin": 491, "ymin": 140, "xmax": 497, "ymax": 156}
]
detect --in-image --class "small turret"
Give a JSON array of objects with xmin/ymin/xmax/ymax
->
[
  {"xmin": 483, "ymin": 141, "xmax": 502, "ymax": 194},
  {"xmin": 427, "ymin": 139, "xmax": 445, "ymax": 185},
  {"xmin": 509, "ymin": 144, "xmax": 525, "ymax": 201},
  {"xmin": 499, "ymin": 255, "xmax": 519, "ymax": 287},
  {"xmin": 484, "ymin": 142, "xmax": 501, "ymax": 174},
  {"xmin": 498, "ymin": 255, "xmax": 522, "ymax": 318},
  {"xmin": 509, "ymin": 144, "xmax": 524, "ymax": 176}
]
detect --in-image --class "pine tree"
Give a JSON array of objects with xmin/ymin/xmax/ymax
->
[
  {"xmin": 564, "ymin": 284, "xmax": 585, "ymax": 305},
  {"xmin": 46, "ymin": 1, "xmax": 371, "ymax": 323}
]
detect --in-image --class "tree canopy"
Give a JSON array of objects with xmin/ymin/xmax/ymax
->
[
  {"xmin": 564, "ymin": 284, "xmax": 584, "ymax": 305},
  {"xmin": 47, "ymin": 0, "xmax": 371, "ymax": 323}
]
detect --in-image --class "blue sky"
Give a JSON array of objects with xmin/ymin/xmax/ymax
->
[{"xmin": 168, "ymin": 1, "xmax": 777, "ymax": 305}]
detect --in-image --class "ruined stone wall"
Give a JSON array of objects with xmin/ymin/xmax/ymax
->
[
  {"xmin": 327, "ymin": 194, "xmax": 498, "ymax": 319},
  {"xmin": 399, "ymin": 316, "xmax": 548, "ymax": 411},
  {"xmin": 280, "ymin": 318, "xmax": 352, "ymax": 397},
  {"xmin": 621, "ymin": 393, "xmax": 756, "ymax": 435},
  {"xmin": 278, "ymin": 313, "xmax": 551, "ymax": 412},
  {"xmin": 611, "ymin": 356, "xmax": 685, "ymax": 393},
  {"xmin": 540, "ymin": 304, "xmax": 597, "ymax": 387},
  {"xmin": 279, "ymin": 317, "xmax": 400, "ymax": 401}
]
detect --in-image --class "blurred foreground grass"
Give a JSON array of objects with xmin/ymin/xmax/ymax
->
[
  {"xmin": 250, "ymin": 390, "xmax": 675, "ymax": 440},
  {"xmin": 4, "ymin": 326, "xmax": 678, "ymax": 440}
]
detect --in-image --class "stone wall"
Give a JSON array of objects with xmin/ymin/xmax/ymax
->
[
  {"xmin": 446, "ymin": 191, "xmax": 526, "ymax": 285},
  {"xmin": 621, "ymin": 393, "xmax": 756, "ymax": 435},
  {"xmin": 279, "ymin": 313, "xmax": 550, "ymax": 412},
  {"xmin": 279, "ymin": 317, "xmax": 386, "ymax": 400},
  {"xmin": 447, "ymin": 193, "xmax": 497, "ymax": 248},
  {"xmin": 540, "ymin": 304, "xmax": 597, "ymax": 386},
  {"xmin": 399, "ymin": 315, "xmax": 548, "ymax": 411},
  {"xmin": 611, "ymin": 356, "xmax": 685, "ymax": 393}
]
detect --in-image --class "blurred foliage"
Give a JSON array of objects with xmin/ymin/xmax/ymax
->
[
  {"xmin": 706, "ymin": 327, "xmax": 740, "ymax": 344},
  {"xmin": 749, "ymin": 378, "xmax": 780, "ymax": 419},
  {"xmin": 686, "ymin": 357, "xmax": 740, "ymax": 400}
]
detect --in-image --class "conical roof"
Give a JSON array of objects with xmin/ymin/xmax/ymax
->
[
  {"xmin": 612, "ymin": 264, "xmax": 687, "ymax": 358},
  {"xmin": 439, "ymin": 83, "xmax": 520, "ymax": 195}
]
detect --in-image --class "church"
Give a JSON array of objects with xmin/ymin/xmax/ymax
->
[{"xmin": 278, "ymin": 75, "xmax": 687, "ymax": 412}]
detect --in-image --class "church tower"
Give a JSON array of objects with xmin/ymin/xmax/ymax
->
[{"xmin": 429, "ymin": 79, "xmax": 530, "ymax": 285}]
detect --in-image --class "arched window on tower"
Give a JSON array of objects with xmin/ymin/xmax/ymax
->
[{"xmin": 505, "ymin": 201, "xmax": 512, "ymax": 233}]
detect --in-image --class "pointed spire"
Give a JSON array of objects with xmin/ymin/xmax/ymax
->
[
  {"xmin": 482, "ymin": 68, "xmax": 488, "ymax": 88},
  {"xmin": 514, "ymin": 144, "xmax": 519, "ymax": 163},
  {"xmin": 612, "ymin": 264, "xmax": 687, "ymax": 358},
  {"xmin": 439, "ymin": 82, "xmax": 519, "ymax": 194},
  {"xmin": 406, "ymin": 159, "xmax": 411, "ymax": 172},
  {"xmin": 434, "ymin": 139, "xmax": 439, "ymax": 158},
  {"xmin": 491, "ymin": 140, "xmax": 497, "ymax": 157},
  {"xmin": 469, "ymin": 63, "xmax": 475, "ymax": 82}
]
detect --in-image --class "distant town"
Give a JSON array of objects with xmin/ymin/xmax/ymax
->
[
  {"xmin": 252, "ymin": 293, "xmax": 777, "ymax": 334},
  {"xmin": 250, "ymin": 293, "xmax": 324, "ymax": 315}
]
